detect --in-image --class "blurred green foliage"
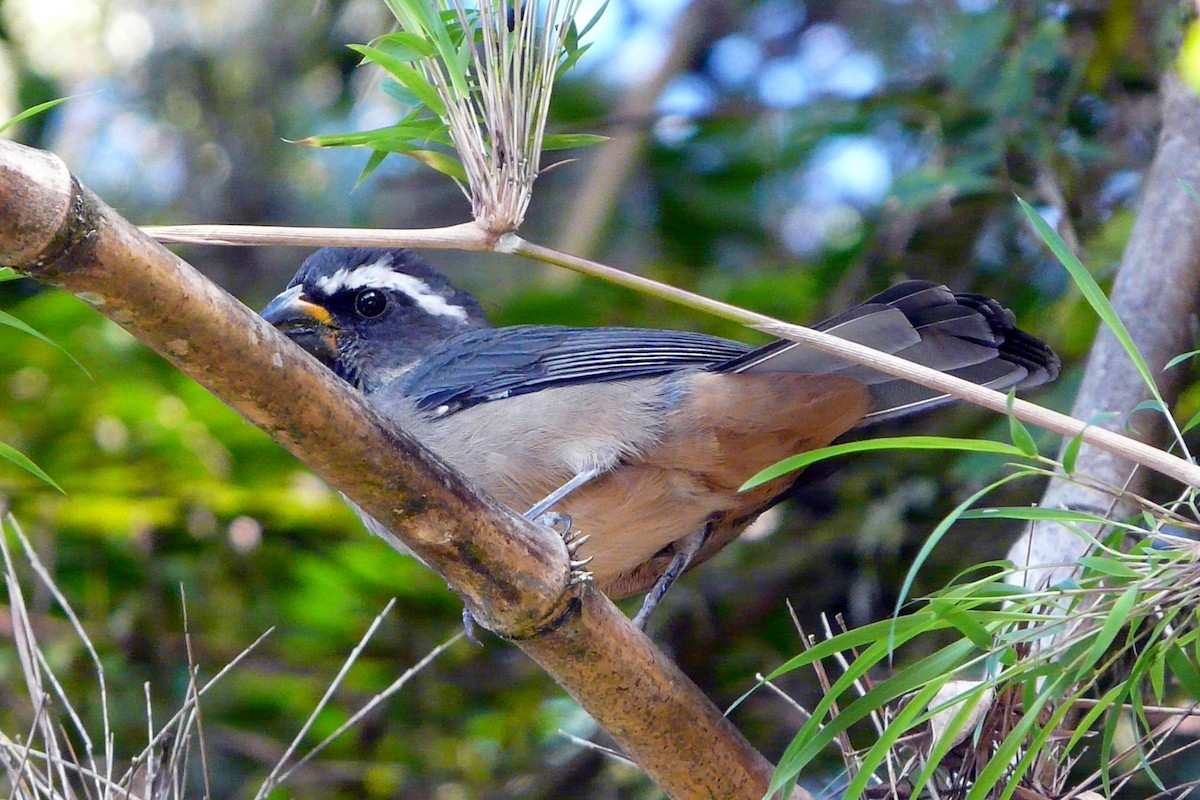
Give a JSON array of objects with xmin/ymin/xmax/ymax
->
[{"xmin": 0, "ymin": 0, "xmax": 1192, "ymax": 797}]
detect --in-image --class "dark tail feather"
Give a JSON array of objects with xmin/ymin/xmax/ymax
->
[{"xmin": 719, "ymin": 281, "xmax": 1059, "ymax": 425}]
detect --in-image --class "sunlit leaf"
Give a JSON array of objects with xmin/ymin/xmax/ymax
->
[
  {"xmin": 929, "ymin": 598, "xmax": 994, "ymax": 649},
  {"xmin": 404, "ymin": 149, "xmax": 467, "ymax": 182},
  {"xmin": 0, "ymin": 96, "xmax": 71, "ymax": 135}
]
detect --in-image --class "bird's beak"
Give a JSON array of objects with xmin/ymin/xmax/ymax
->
[{"xmin": 261, "ymin": 286, "xmax": 339, "ymax": 366}]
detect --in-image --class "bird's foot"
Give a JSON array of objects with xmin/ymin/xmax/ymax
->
[{"xmin": 532, "ymin": 511, "xmax": 593, "ymax": 585}]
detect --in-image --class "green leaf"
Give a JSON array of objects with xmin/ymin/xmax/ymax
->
[
  {"xmin": 0, "ymin": 268, "xmax": 20, "ymax": 282},
  {"xmin": 770, "ymin": 639, "xmax": 977, "ymax": 793},
  {"xmin": 929, "ymin": 598, "xmax": 994, "ymax": 649},
  {"xmin": 354, "ymin": 150, "xmax": 390, "ymax": 189},
  {"xmin": 1019, "ymin": 196, "xmax": 1170, "ymax": 426},
  {"xmin": 965, "ymin": 674, "xmax": 1070, "ymax": 800},
  {"xmin": 1076, "ymin": 556, "xmax": 1142, "ymax": 579},
  {"xmin": 1165, "ymin": 348, "xmax": 1200, "ymax": 370},
  {"xmin": 350, "ymin": 44, "xmax": 448, "ymax": 117},
  {"xmin": 960, "ymin": 506, "xmax": 1142, "ymax": 533},
  {"xmin": 0, "ymin": 96, "xmax": 71, "ymax": 135},
  {"xmin": 541, "ymin": 133, "xmax": 608, "ymax": 151},
  {"xmin": 741, "ymin": 436, "xmax": 1028, "ymax": 490},
  {"xmin": 1181, "ymin": 407, "xmax": 1200, "ymax": 435},
  {"xmin": 403, "ymin": 149, "xmax": 467, "ymax": 182},
  {"xmin": 374, "ymin": 31, "xmax": 439, "ymax": 61},
  {"xmin": 894, "ymin": 471, "xmax": 1034, "ymax": 623},
  {"xmin": 0, "ymin": 309, "xmax": 90, "ymax": 376},
  {"xmin": 841, "ymin": 679, "xmax": 948, "ymax": 799},
  {"xmin": 1081, "ymin": 585, "xmax": 1138, "ymax": 677},
  {"xmin": 910, "ymin": 681, "xmax": 996, "ymax": 797},
  {"xmin": 1180, "ymin": 179, "xmax": 1200, "ymax": 205},
  {"xmin": 1062, "ymin": 429, "xmax": 1083, "ymax": 473},
  {"xmin": 1167, "ymin": 643, "xmax": 1200, "ymax": 699},
  {"xmin": 294, "ymin": 121, "xmax": 451, "ymax": 150},
  {"xmin": 1063, "ymin": 683, "xmax": 1124, "ymax": 754},
  {"xmin": 0, "ymin": 441, "xmax": 64, "ymax": 492},
  {"xmin": 1007, "ymin": 390, "xmax": 1038, "ymax": 456}
]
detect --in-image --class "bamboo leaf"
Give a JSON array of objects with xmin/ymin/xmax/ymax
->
[
  {"xmin": 1166, "ymin": 643, "xmax": 1200, "ymax": 699},
  {"xmin": 0, "ymin": 96, "xmax": 71, "ymax": 134},
  {"xmin": 1165, "ymin": 349, "xmax": 1200, "ymax": 370},
  {"xmin": 1076, "ymin": 555, "xmax": 1142, "ymax": 579},
  {"xmin": 350, "ymin": 44, "xmax": 448, "ymax": 117},
  {"xmin": 0, "ymin": 309, "xmax": 90, "ymax": 376},
  {"xmin": 1007, "ymin": 390, "xmax": 1038, "ymax": 456},
  {"xmin": 1019, "ymin": 196, "xmax": 1170, "ymax": 424},
  {"xmin": 771, "ymin": 639, "xmax": 977, "ymax": 792},
  {"xmin": 354, "ymin": 150, "xmax": 390, "ymax": 189},
  {"xmin": 1063, "ymin": 428, "xmax": 1083, "ymax": 473},
  {"xmin": 1079, "ymin": 586, "xmax": 1137, "ymax": 681},
  {"xmin": 929, "ymin": 599, "xmax": 994, "ymax": 650},
  {"xmin": 0, "ymin": 441, "xmax": 63, "ymax": 493},
  {"xmin": 894, "ymin": 471, "xmax": 1033, "ymax": 624},
  {"xmin": 741, "ymin": 436, "xmax": 1028, "ymax": 490},
  {"xmin": 1180, "ymin": 179, "xmax": 1200, "ymax": 204},
  {"xmin": 374, "ymin": 31, "xmax": 439, "ymax": 61},
  {"xmin": 541, "ymin": 133, "xmax": 608, "ymax": 151},
  {"xmin": 404, "ymin": 149, "xmax": 467, "ymax": 182}
]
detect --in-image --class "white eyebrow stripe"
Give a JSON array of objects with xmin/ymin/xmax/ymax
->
[{"xmin": 315, "ymin": 261, "xmax": 468, "ymax": 321}]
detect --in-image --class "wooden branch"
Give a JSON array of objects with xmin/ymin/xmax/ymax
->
[
  {"xmin": 0, "ymin": 138, "xmax": 800, "ymax": 800},
  {"xmin": 1009, "ymin": 72, "xmax": 1200, "ymax": 588}
]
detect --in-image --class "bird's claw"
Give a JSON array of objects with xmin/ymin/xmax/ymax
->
[
  {"xmin": 567, "ymin": 568, "xmax": 593, "ymax": 586},
  {"xmin": 532, "ymin": 510, "xmax": 572, "ymax": 534},
  {"xmin": 562, "ymin": 531, "xmax": 591, "ymax": 557},
  {"xmin": 461, "ymin": 607, "xmax": 483, "ymax": 646}
]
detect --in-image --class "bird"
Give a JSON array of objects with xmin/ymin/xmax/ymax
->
[{"xmin": 261, "ymin": 247, "xmax": 1059, "ymax": 629}]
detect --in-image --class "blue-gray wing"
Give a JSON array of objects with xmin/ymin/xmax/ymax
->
[{"xmin": 396, "ymin": 325, "xmax": 754, "ymax": 413}]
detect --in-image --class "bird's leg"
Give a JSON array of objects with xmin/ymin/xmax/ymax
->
[
  {"xmin": 523, "ymin": 466, "xmax": 603, "ymax": 520},
  {"xmin": 631, "ymin": 527, "xmax": 709, "ymax": 630}
]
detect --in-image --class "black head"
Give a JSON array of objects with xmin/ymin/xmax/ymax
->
[{"xmin": 261, "ymin": 248, "xmax": 488, "ymax": 391}]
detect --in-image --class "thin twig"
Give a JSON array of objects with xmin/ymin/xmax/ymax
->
[
  {"xmin": 269, "ymin": 629, "xmax": 463, "ymax": 787},
  {"xmin": 178, "ymin": 587, "xmax": 211, "ymax": 800},
  {"xmin": 256, "ymin": 599, "xmax": 398, "ymax": 799},
  {"xmin": 555, "ymin": 731, "xmax": 636, "ymax": 767}
]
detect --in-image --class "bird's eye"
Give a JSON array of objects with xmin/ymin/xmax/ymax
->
[{"xmin": 354, "ymin": 289, "xmax": 388, "ymax": 318}]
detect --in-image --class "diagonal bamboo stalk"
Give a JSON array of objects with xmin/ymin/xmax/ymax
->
[
  {"xmin": 140, "ymin": 221, "xmax": 1200, "ymax": 491},
  {"xmin": 0, "ymin": 138, "xmax": 799, "ymax": 800}
]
